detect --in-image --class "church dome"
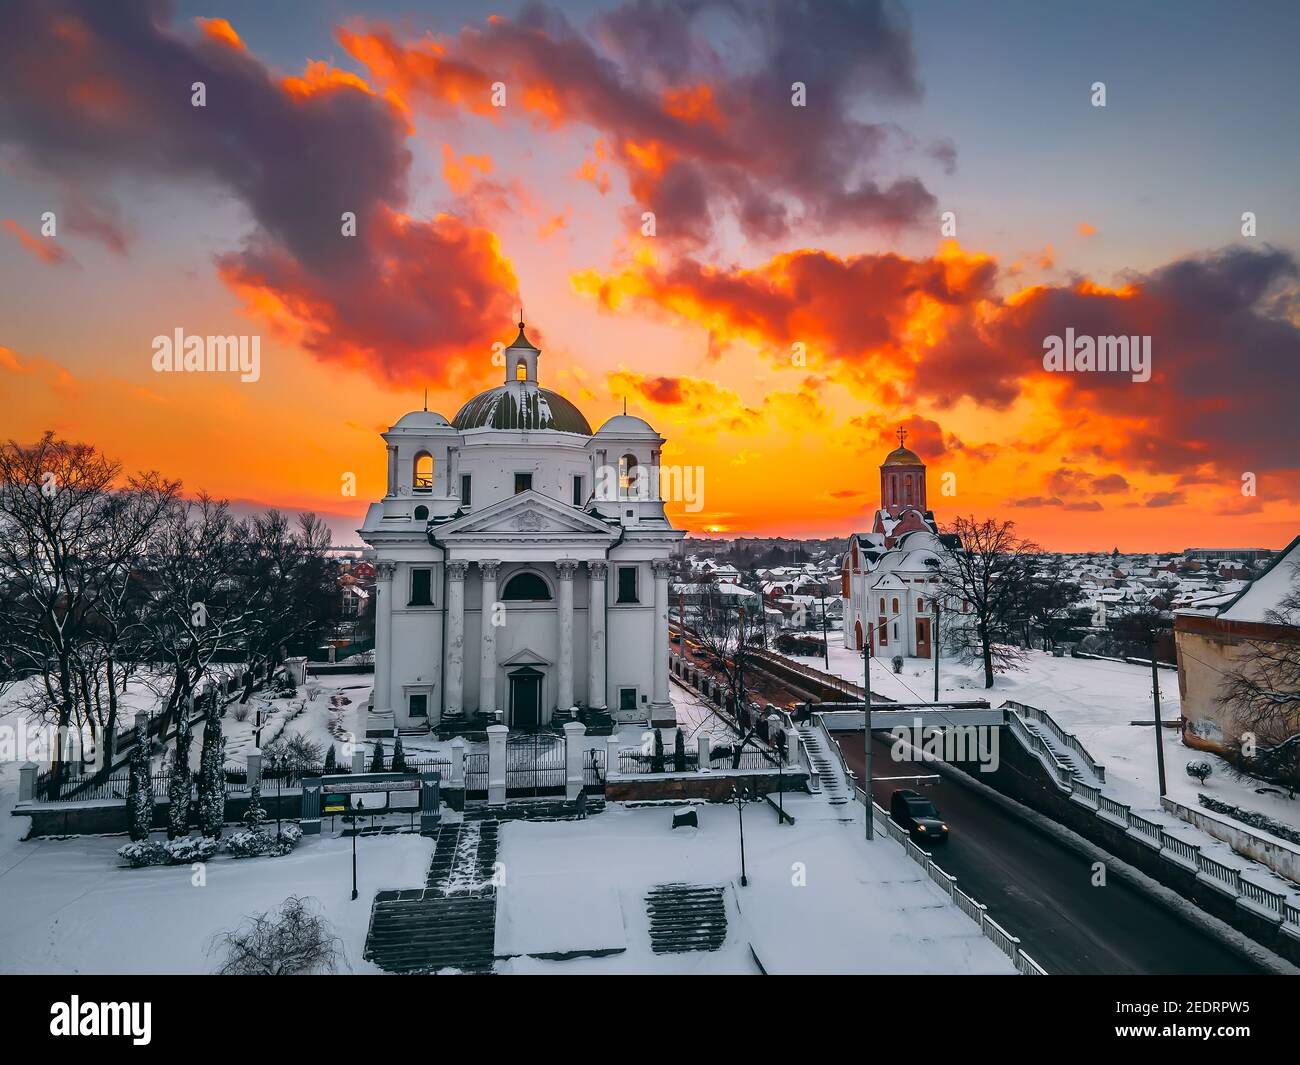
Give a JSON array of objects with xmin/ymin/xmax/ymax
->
[
  {"xmin": 392, "ymin": 410, "xmax": 451, "ymax": 430},
  {"xmin": 595, "ymin": 414, "xmax": 658, "ymax": 437},
  {"xmin": 453, "ymin": 381, "xmax": 593, "ymax": 435},
  {"xmin": 881, "ymin": 445, "xmax": 923, "ymax": 467}
]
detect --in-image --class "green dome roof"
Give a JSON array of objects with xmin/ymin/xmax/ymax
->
[{"xmin": 452, "ymin": 381, "xmax": 592, "ymax": 435}]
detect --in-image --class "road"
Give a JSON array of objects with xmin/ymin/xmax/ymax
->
[{"xmin": 836, "ymin": 731, "xmax": 1266, "ymax": 975}]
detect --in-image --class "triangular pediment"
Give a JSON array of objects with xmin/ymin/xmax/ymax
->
[
  {"xmin": 502, "ymin": 647, "xmax": 552, "ymax": 667},
  {"xmin": 437, "ymin": 489, "xmax": 618, "ymax": 540}
]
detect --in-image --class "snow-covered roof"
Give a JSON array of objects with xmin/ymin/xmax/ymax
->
[{"xmin": 1217, "ymin": 536, "xmax": 1300, "ymax": 624}]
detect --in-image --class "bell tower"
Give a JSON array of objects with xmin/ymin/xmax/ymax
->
[
  {"xmin": 503, "ymin": 315, "xmax": 540, "ymax": 384},
  {"xmin": 879, "ymin": 427, "xmax": 926, "ymax": 516}
]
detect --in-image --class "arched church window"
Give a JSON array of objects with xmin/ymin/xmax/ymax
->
[
  {"xmin": 413, "ymin": 452, "xmax": 434, "ymax": 492},
  {"xmin": 904, "ymin": 476, "xmax": 913, "ymax": 504},
  {"xmin": 515, "ymin": 360, "xmax": 528, "ymax": 381},
  {"xmin": 892, "ymin": 597, "xmax": 899, "ymax": 614},
  {"xmin": 502, "ymin": 572, "xmax": 552, "ymax": 601},
  {"xmin": 619, "ymin": 453, "xmax": 641, "ymax": 499},
  {"xmin": 414, "ymin": 505, "xmax": 429, "ymax": 521},
  {"xmin": 879, "ymin": 597, "xmax": 885, "ymax": 613},
  {"xmin": 890, "ymin": 476, "xmax": 898, "ymax": 505}
]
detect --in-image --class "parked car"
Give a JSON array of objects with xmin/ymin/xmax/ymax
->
[{"xmin": 889, "ymin": 788, "xmax": 949, "ymax": 842}]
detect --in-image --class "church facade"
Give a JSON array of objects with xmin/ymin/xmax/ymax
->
[
  {"xmin": 359, "ymin": 322, "xmax": 683, "ymax": 736},
  {"xmin": 840, "ymin": 433, "xmax": 961, "ymax": 658}
]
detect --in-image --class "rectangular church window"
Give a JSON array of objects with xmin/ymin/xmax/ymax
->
[
  {"xmin": 409, "ymin": 694, "xmax": 428, "ymax": 718},
  {"xmin": 461, "ymin": 474, "xmax": 472, "ymax": 506},
  {"xmin": 410, "ymin": 568, "xmax": 433, "ymax": 606},
  {"xmin": 515, "ymin": 472, "xmax": 532, "ymax": 493},
  {"xmin": 572, "ymin": 475, "xmax": 583, "ymax": 506},
  {"xmin": 619, "ymin": 688, "xmax": 638, "ymax": 711},
  {"xmin": 617, "ymin": 566, "xmax": 639, "ymax": 603}
]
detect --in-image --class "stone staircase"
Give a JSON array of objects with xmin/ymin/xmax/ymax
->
[
  {"xmin": 1020, "ymin": 719, "xmax": 1103, "ymax": 788},
  {"xmin": 362, "ymin": 820, "xmax": 501, "ymax": 974},
  {"xmin": 799, "ymin": 722, "xmax": 853, "ymax": 814},
  {"xmin": 645, "ymin": 883, "xmax": 728, "ymax": 953}
]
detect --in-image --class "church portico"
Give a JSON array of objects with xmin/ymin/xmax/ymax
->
[{"xmin": 360, "ymin": 319, "xmax": 683, "ymax": 737}]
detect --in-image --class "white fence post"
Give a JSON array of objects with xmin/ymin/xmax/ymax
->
[
  {"xmin": 450, "ymin": 736, "xmax": 465, "ymax": 789},
  {"xmin": 697, "ymin": 734, "xmax": 711, "ymax": 771},
  {"xmin": 605, "ymin": 735, "xmax": 621, "ymax": 780},
  {"xmin": 487, "ymin": 724, "xmax": 508, "ymax": 805},
  {"xmin": 564, "ymin": 720, "xmax": 587, "ymax": 800}
]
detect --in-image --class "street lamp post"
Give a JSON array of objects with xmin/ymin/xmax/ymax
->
[
  {"xmin": 731, "ymin": 784, "xmax": 748, "ymax": 886},
  {"xmin": 350, "ymin": 795, "xmax": 364, "ymax": 901}
]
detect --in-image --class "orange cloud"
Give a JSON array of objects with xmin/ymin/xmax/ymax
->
[{"xmin": 2, "ymin": 219, "xmax": 76, "ymax": 267}]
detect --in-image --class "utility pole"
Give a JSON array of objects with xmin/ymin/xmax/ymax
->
[
  {"xmin": 1151, "ymin": 635, "xmax": 1167, "ymax": 796},
  {"xmin": 820, "ymin": 587, "xmax": 829, "ymax": 669},
  {"xmin": 933, "ymin": 599, "xmax": 941, "ymax": 703},
  {"xmin": 863, "ymin": 633, "xmax": 874, "ymax": 840}
]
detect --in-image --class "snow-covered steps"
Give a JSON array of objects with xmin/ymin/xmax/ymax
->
[
  {"xmin": 363, "ymin": 892, "xmax": 497, "ymax": 974},
  {"xmin": 645, "ymin": 883, "xmax": 729, "ymax": 954},
  {"xmin": 363, "ymin": 821, "xmax": 503, "ymax": 974},
  {"xmin": 425, "ymin": 821, "xmax": 499, "ymax": 896},
  {"xmin": 799, "ymin": 724, "xmax": 851, "ymax": 809},
  {"xmin": 1021, "ymin": 719, "xmax": 1103, "ymax": 788}
]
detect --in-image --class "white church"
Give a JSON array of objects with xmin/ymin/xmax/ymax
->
[
  {"xmin": 840, "ymin": 431, "xmax": 964, "ymax": 658},
  {"xmin": 359, "ymin": 321, "xmax": 683, "ymax": 737}
]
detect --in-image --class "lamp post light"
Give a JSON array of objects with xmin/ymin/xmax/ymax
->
[
  {"xmin": 350, "ymin": 795, "xmax": 365, "ymax": 901},
  {"xmin": 730, "ymin": 784, "xmax": 748, "ymax": 886}
]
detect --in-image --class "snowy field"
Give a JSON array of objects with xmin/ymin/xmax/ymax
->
[
  {"xmin": 789, "ymin": 644, "xmax": 1299, "ymax": 830},
  {"xmin": 493, "ymin": 797, "xmax": 1012, "ymax": 975},
  {"xmin": 0, "ymin": 826, "xmax": 432, "ymax": 974}
]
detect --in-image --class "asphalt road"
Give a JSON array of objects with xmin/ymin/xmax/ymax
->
[{"xmin": 836, "ymin": 732, "xmax": 1266, "ymax": 975}]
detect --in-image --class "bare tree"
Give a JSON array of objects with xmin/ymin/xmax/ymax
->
[
  {"xmin": 0, "ymin": 435, "xmax": 119, "ymax": 788},
  {"xmin": 937, "ymin": 516, "xmax": 1039, "ymax": 688},
  {"xmin": 689, "ymin": 588, "xmax": 764, "ymax": 767},
  {"xmin": 1020, "ymin": 555, "xmax": 1088, "ymax": 650},
  {"xmin": 137, "ymin": 494, "xmax": 254, "ymax": 740},
  {"xmin": 239, "ymin": 510, "xmax": 338, "ymax": 682},
  {"xmin": 209, "ymin": 896, "xmax": 345, "ymax": 975},
  {"xmin": 1221, "ymin": 566, "xmax": 1300, "ymax": 795}
]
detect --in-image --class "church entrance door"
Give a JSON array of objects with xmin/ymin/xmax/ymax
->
[
  {"xmin": 509, "ymin": 667, "xmax": 544, "ymax": 730},
  {"xmin": 916, "ymin": 618, "xmax": 931, "ymax": 659}
]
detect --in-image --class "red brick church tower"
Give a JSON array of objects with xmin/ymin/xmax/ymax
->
[{"xmin": 873, "ymin": 428, "xmax": 931, "ymax": 546}]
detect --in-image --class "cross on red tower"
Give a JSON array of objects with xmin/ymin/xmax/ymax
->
[{"xmin": 897, "ymin": 426, "xmax": 907, "ymax": 446}]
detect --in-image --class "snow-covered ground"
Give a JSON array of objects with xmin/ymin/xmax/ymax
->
[
  {"xmin": 494, "ymin": 796, "xmax": 1012, "ymax": 974},
  {"xmin": 0, "ymin": 827, "xmax": 432, "ymax": 974},
  {"xmin": 789, "ymin": 644, "xmax": 1299, "ymax": 831}
]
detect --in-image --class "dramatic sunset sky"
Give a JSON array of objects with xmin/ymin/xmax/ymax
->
[{"xmin": 1, "ymin": 0, "xmax": 1298, "ymax": 548}]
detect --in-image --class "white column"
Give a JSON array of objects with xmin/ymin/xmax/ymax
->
[
  {"xmin": 486, "ymin": 723, "xmax": 508, "ymax": 806},
  {"xmin": 563, "ymin": 720, "xmax": 586, "ymax": 800},
  {"xmin": 649, "ymin": 558, "xmax": 673, "ymax": 723},
  {"xmin": 444, "ymin": 560, "xmax": 468, "ymax": 718},
  {"xmin": 374, "ymin": 561, "xmax": 395, "ymax": 712},
  {"xmin": 556, "ymin": 559, "xmax": 578, "ymax": 713},
  {"xmin": 586, "ymin": 561, "xmax": 607, "ymax": 710},
  {"xmin": 478, "ymin": 560, "xmax": 500, "ymax": 717}
]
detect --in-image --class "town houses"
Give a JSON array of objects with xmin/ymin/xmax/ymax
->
[{"xmin": 358, "ymin": 320, "xmax": 683, "ymax": 737}]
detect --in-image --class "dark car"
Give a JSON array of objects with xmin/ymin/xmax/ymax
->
[{"xmin": 889, "ymin": 788, "xmax": 949, "ymax": 843}]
